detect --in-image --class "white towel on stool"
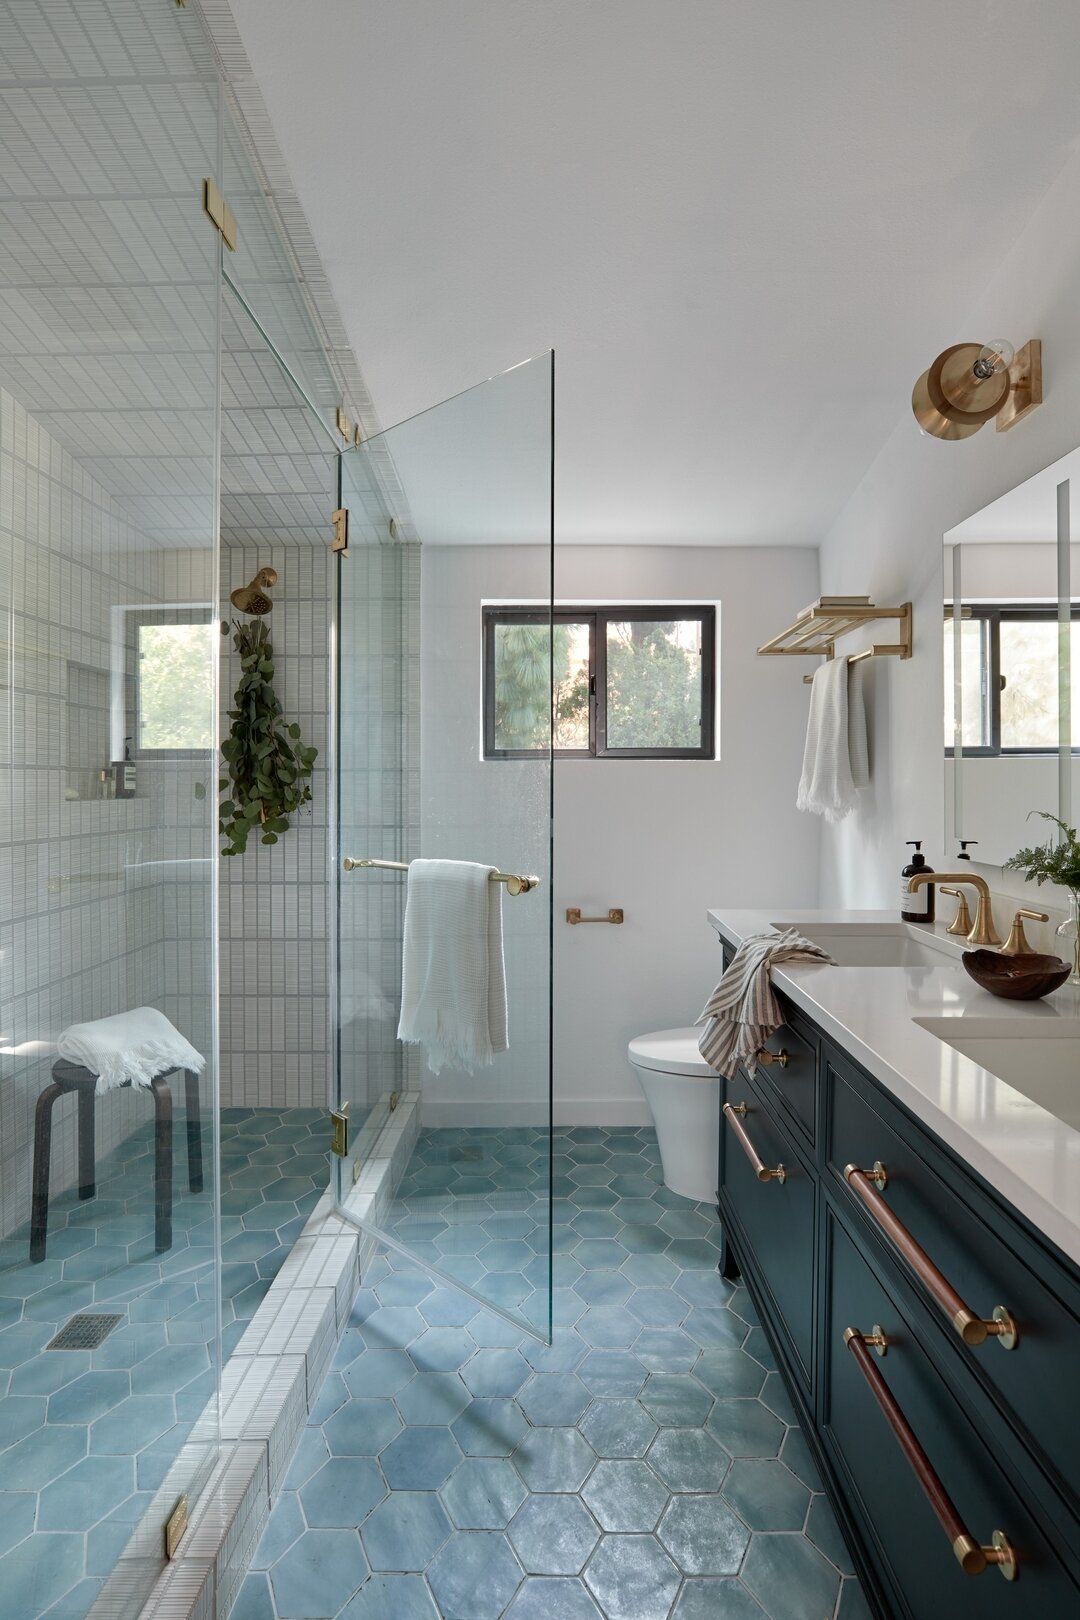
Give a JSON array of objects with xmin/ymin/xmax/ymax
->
[
  {"xmin": 57, "ymin": 1007, "xmax": 205, "ymax": 1093},
  {"xmin": 696, "ymin": 929, "xmax": 835, "ymax": 1079},
  {"xmin": 397, "ymin": 859, "xmax": 508, "ymax": 1075},
  {"xmin": 797, "ymin": 657, "xmax": 869, "ymax": 822}
]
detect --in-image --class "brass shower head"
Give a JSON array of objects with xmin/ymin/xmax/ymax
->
[{"xmin": 229, "ymin": 567, "xmax": 278, "ymax": 616}]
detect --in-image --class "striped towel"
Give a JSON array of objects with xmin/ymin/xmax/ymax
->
[{"xmin": 696, "ymin": 929, "xmax": 835, "ymax": 1079}]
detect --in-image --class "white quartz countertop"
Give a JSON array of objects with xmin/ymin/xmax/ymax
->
[{"xmin": 708, "ymin": 909, "xmax": 1080, "ymax": 1269}]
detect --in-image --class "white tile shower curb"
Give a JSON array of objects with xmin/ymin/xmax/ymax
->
[{"xmin": 87, "ymin": 1093, "xmax": 421, "ymax": 1620}]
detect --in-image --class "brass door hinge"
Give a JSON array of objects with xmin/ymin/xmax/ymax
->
[
  {"xmin": 331, "ymin": 508, "xmax": 349, "ymax": 554},
  {"xmin": 389, "ymin": 1091, "xmax": 399, "ymax": 1112},
  {"xmin": 330, "ymin": 1103, "xmax": 349, "ymax": 1157},
  {"xmin": 164, "ymin": 1494, "xmax": 188, "ymax": 1560},
  {"xmin": 336, "ymin": 406, "xmax": 353, "ymax": 442},
  {"xmin": 202, "ymin": 179, "xmax": 237, "ymax": 252}
]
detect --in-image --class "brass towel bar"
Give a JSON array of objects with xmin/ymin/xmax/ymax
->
[
  {"xmin": 566, "ymin": 908, "xmax": 624, "ymax": 925},
  {"xmin": 756, "ymin": 597, "xmax": 912, "ymax": 684},
  {"xmin": 342, "ymin": 857, "xmax": 539, "ymax": 896}
]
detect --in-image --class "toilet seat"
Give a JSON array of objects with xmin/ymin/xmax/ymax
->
[{"xmin": 627, "ymin": 1027, "xmax": 715, "ymax": 1078}]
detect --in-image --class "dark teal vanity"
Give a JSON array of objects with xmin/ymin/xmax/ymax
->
[{"xmin": 716, "ymin": 938, "xmax": 1080, "ymax": 1620}]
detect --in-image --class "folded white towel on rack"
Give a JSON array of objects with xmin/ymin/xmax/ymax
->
[
  {"xmin": 57, "ymin": 1007, "xmax": 205, "ymax": 1092},
  {"xmin": 796, "ymin": 656, "xmax": 869, "ymax": 822},
  {"xmin": 696, "ymin": 928, "xmax": 835, "ymax": 1079},
  {"xmin": 397, "ymin": 859, "xmax": 508, "ymax": 1075}
]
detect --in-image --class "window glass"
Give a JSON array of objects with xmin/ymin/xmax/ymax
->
[
  {"xmin": 1000, "ymin": 619, "xmax": 1058, "ymax": 749},
  {"xmin": 944, "ymin": 616, "xmax": 991, "ymax": 748},
  {"xmin": 605, "ymin": 617, "xmax": 705, "ymax": 750},
  {"xmin": 138, "ymin": 621, "xmax": 215, "ymax": 751}
]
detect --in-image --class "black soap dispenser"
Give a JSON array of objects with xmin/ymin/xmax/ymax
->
[{"xmin": 901, "ymin": 841, "xmax": 935, "ymax": 923}]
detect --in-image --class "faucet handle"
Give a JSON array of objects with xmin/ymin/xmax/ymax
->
[
  {"xmin": 940, "ymin": 885, "xmax": 974, "ymax": 939},
  {"xmin": 1001, "ymin": 908, "xmax": 1050, "ymax": 957}
]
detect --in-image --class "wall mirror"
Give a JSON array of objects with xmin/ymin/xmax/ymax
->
[{"xmin": 944, "ymin": 448, "xmax": 1078, "ymax": 866}]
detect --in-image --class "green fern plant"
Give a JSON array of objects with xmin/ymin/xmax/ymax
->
[
  {"xmin": 1004, "ymin": 810, "xmax": 1080, "ymax": 892},
  {"xmin": 219, "ymin": 619, "xmax": 317, "ymax": 856}
]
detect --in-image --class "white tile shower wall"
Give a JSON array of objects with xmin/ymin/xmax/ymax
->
[
  {"xmin": 0, "ymin": 385, "xmax": 217, "ymax": 1241},
  {"xmin": 420, "ymin": 545, "xmax": 821, "ymax": 1127},
  {"xmin": 218, "ymin": 539, "xmax": 420, "ymax": 1113}
]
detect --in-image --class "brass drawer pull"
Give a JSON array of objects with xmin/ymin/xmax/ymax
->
[
  {"xmin": 566, "ymin": 908, "xmax": 624, "ymax": 925},
  {"xmin": 755, "ymin": 1047, "xmax": 789, "ymax": 1068},
  {"xmin": 844, "ymin": 1327, "xmax": 1018, "ymax": 1581},
  {"xmin": 844, "ymin": 1164, "xmax": 1018, "ymax": 1351},
  {"xmin": 724, "ymin": 1102, "xmax": 787, "ymax": 1183}
]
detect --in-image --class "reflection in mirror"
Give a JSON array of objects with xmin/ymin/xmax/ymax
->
[{"xmin": 944, "ymin": 449, "xmax": 1077, "ymax": 866}]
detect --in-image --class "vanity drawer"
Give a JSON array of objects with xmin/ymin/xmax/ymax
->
[
  {"xmin": 826, "ymin": 1048, "xmax": 1080, "ymax": 1513},
  {"xmin": 823, "ymin": 1207, "xmax": 1080, "ymax": 1619},
  {"xmin": 722, "ymin": 1075, "xmax": 815, "ymax": 1389},
  {"xmin": 741, "ymin": 1008, "xmax": 817, "ymax": 1148}
]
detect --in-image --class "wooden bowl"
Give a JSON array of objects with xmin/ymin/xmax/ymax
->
[{"xmin": 963, "ymin": 950, "xmax": 1071, "ymax": 1000}]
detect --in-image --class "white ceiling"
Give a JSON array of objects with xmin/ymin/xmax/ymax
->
[{"xmin": 227, "ymin": 0, "xmax": 1080, "ymax": 546}]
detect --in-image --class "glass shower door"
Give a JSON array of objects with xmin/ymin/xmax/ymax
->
[{"xmin": 332, "ymin": 354, "xmax": 554, "ymax": 1338}]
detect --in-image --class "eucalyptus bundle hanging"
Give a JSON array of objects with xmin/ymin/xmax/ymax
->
[{"xmin": 219, "ymin": 618, "xmax": 318, "ymax": 855}]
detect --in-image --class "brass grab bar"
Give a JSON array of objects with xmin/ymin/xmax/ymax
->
[
  {"xmin": 342, "ymin": 857, "xmax": 539, "ymax": 896},
  {"xmin": 844, "ymin": 1164, "xmax": 1018, "ymax": 1350},
  {"xmin": 723, "ymin": 1102, "xmax": 786, "ymax": 1183},
  {"xmin": 844, "ymin": 1328, "xmax": 1017, "ymax": 1580}
]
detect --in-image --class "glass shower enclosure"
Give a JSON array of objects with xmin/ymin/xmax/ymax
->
[{"xmin": 332, "ymin": 355, "xmax": 555, "ymax": 1339}]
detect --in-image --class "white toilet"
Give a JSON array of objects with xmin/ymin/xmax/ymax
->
[{"xmin": 628, "ymin": 1027, "xmax": 720, "ymax": 1204}]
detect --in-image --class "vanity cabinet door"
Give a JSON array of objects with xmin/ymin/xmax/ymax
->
[
  {"xmin": 721, "ymin": 1076, "xmax": 815, "ymax": 1391},
  {"xmin": 826, "ymin": 1047, "xmax": 1080, "ymax": 1520},
  {"xmin": 740, "ymin": 1007, "xmax": 817, "ymax": 1149},
  {"xmin": 823, "ymin": 1206, "xmax": 1080, "ymax": 1620}
]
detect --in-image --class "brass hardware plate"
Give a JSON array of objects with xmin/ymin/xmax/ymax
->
[
  {"xmin": 996, "ymin": 339, "xmax": 1042, "ymax": 433},
  {"xmin": 330, "ymin": 1104, "xmax": 349, "ymax": 1158},
  {"xmin": 845, "ymin": 1160, "xmax": 888, "ymax": 1191},
  {"xmin": 331, "ymin": 508, "xmax": 349, "ymax": 554},
  {"xmin": 991, "ymin": 1529, "xmax": 1019, "ymax": 1580},
  {"xmin": 164, "ymin": 1495, "xmax": 188, "ymax": 1560},
  {"xmin": 991, "ymin": 1305, "xmax": 1019, "ymax": 1352},
  {"xmin": 202, "ymin": 179, "xmax": 237, "ymax": 252},
  {"xmin": 336, "ymin": 407, "xmax": 353, "ymax": 441},
  {"xmin": 566, "ymin": 907, "xmax": 624, "ymax": 925}
]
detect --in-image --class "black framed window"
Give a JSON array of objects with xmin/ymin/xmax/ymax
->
[
  {"xmin": 944, "ymin": 604, "xmax": 1080, "ymax": 756},
  {"xmin": 483, "ymin": 605, "xmax": 716, "ymax": 760}
]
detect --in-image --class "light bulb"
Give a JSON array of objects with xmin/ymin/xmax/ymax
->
[{"xmin": 972, "ymin": 339, "xmax": 1015, "ymax": 380}]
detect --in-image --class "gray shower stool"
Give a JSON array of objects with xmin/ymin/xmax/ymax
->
[{"xmin": 30, "ymin": 1060, "xmax": 203, "ymax": 1263}]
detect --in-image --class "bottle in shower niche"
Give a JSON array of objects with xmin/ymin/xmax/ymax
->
[
  {"xmin": 901, "ymin": 840, "xmax": 935, "ymax": 923},
  {"xmin": 113, "ymin": 737, "xmax": 136, "ymax": 800}
]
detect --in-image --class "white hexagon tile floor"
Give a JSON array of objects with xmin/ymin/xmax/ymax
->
[
  {"xmin": 233, "ymin": 1126, "xmax": 869, "ymax": 1620},
  {"xmin": 0, "ymin": 1105, "xmax": 329, "ymax": 1620}
]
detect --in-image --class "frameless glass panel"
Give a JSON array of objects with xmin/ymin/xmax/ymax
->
[
  {"xmin": 333, "ymin": 355, "xmax": 554, "ymax": 1340},
  {"xmin": 604, "ymin": 615, "xmax": 706, "ymax": 751},
  {"xmin": 0, "ymin": 1, "xmax": 222, "ymax": 1609}
]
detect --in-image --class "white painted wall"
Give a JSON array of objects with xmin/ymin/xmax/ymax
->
[
  {"xmin": 421, "ymin": 544, "xmax": 820, "ymax": 1126},
  {"xmin": 818, "ymin": 141, "xmax": 1080, "ymax": 945}
]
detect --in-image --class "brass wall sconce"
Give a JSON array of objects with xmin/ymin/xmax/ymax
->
[
  {"xmin": 912, "ymin": 339, "xmax": 1042, "ymax": 440},
  {"xmin": 229, "ymin": 567, "xmax": 278, "ymax": 616}
]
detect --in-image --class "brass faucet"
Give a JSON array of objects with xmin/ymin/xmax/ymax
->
[
  {"xmin": 1001, "ymin": 908, "xmax": 1049, "ymax": 957},
  {"xmin": 907, "ymin": 872, "xmax": 1001, "ymax": 948}
]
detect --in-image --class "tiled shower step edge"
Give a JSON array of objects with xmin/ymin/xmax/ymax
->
[{"xmin": 87, "ymin": 1091, "xmax": 421, "ymax": 1620}]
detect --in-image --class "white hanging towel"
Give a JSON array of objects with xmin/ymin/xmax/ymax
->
[
  {"xmin": 397, "ymin": 859, "xmax": 508, "ymax": 1075},
  {"xmin": 796, "ymin": 656, "xmax": 869, "ymax": 822},
  {"xmin": 57, "ymin": 1007, "xmax": 205, "ymax": 1093}
]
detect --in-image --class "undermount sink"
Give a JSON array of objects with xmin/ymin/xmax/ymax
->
[
  {"xmin": 916, "ymin": 1016, "xmax": 1080, "ymax": 1130},
  {"xmin": 770, "ymin": 921, "xmax": 965, "ymax": 969}
]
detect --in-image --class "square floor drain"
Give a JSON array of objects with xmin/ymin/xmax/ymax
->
[{"xmin": 47, "ymin": 1313, "xmax": 123, "ymax": 1351}]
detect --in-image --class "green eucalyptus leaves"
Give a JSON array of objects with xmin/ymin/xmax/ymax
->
[{"xmin": 219, "ymin": 619, "xmax": 317, "ymax": 856}]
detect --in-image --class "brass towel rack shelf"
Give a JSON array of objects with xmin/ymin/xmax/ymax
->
[
  {"xmin": 342, "ymin": 857, "xmax": 539, "ymax": 896},
  {"xmin": 757, "ymin": 597, "xmax": 912, "ymax": 683}
]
